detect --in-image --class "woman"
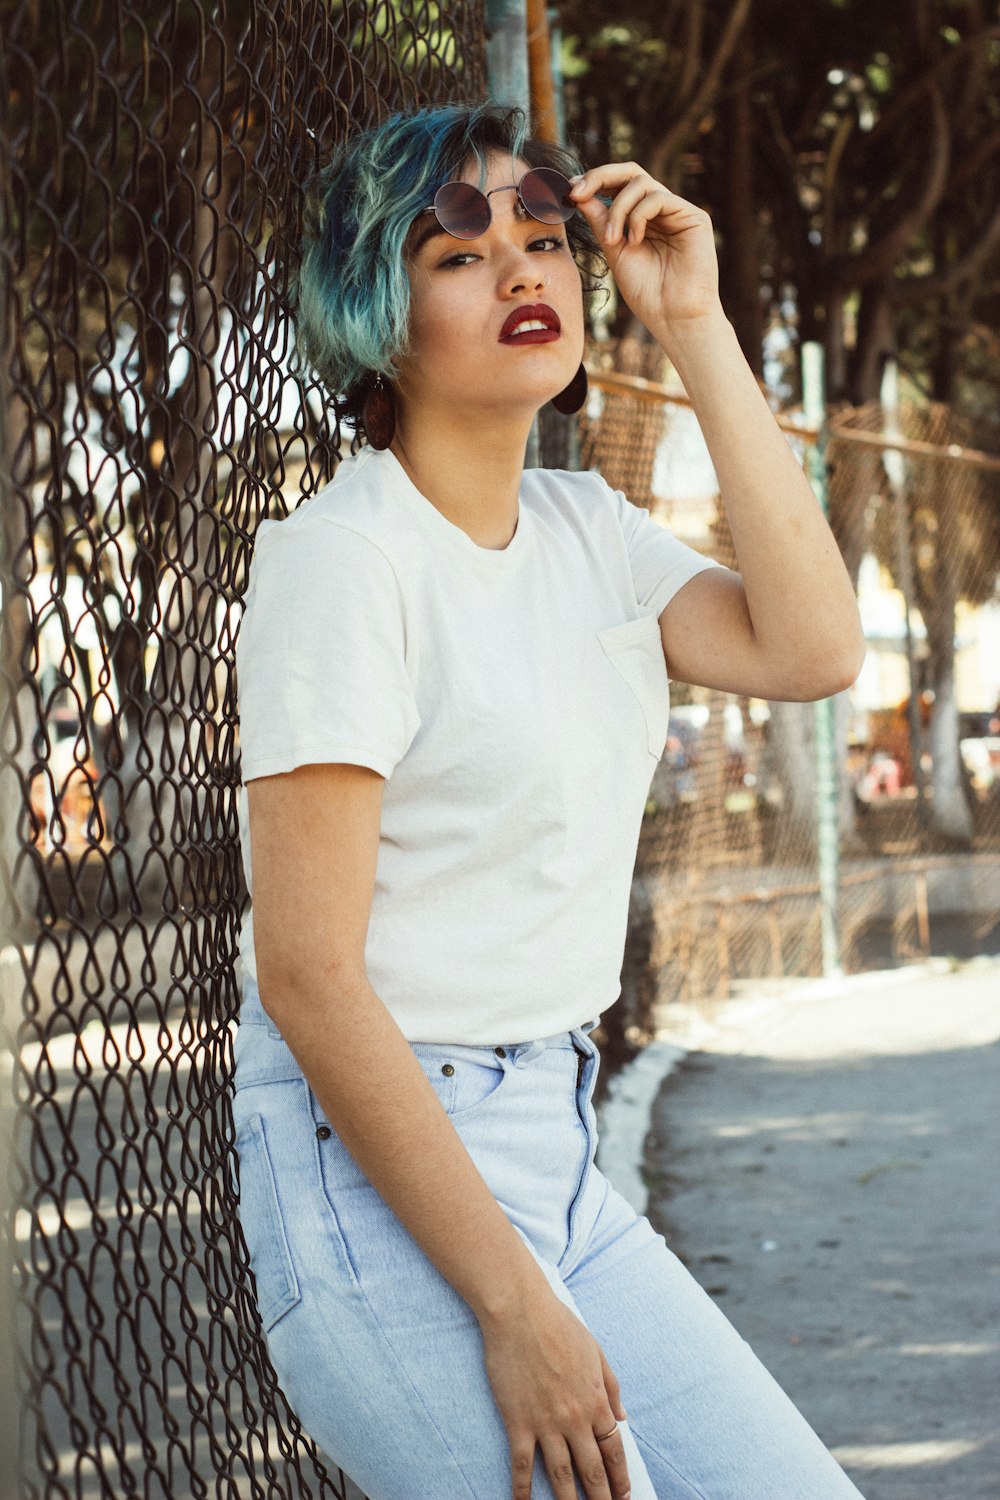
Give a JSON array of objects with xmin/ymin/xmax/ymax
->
[{"xmin": 232, "ymin": 102, "xmax": 867, "ymax": 1500}]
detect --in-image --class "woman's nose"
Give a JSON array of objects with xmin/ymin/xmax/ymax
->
[{"xmin": 501, "ymin": 255, "xmax": 548, "ymax": 296}]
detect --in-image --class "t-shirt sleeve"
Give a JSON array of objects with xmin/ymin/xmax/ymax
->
[
  {"xmin": 609, "ymin": 483, "xmax": 726, "ymax": 617},
  {"xmin": 235, "ymin": 517, "xmax": 420, "ymax": 783}
]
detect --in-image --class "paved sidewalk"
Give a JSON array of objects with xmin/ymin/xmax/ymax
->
[{"xmin": 636, "ymin": 958, "xmax": 1000, "ymax": 1500}]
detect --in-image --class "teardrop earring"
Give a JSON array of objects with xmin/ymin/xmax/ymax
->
[
  {"xmin": 362, "ymin": 375, "xmax": 396, "ymax": 450},
  {"xmin": 549, "ymin": 362, "xmax": 588, "ymax": 416}
]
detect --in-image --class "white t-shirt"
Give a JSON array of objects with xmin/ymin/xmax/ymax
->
[{"xmin": 236, "ymin": 444, "xmax": 721, "ymax": 1043}]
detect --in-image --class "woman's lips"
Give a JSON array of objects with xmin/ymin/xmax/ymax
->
[{"xmin": 499, "ymin": 303, "xmax": 561, "ymax": 343}]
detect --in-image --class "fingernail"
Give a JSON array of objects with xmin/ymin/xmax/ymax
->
[
  {"xmin": 569, "ymin": 173, "xmax": 583, "ymax": 183},
  {"xmin": 604, "ymin": 223, "xmax": 615, "ymax": 243}
]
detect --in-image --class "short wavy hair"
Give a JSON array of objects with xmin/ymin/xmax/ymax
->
[{"xmin": 291, "ymin": 102, "xmax": 606, "ymax": 434}]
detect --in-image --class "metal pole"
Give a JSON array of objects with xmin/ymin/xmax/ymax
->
[
  {"xmin": 881, "ymin": 358, "xmax": 928, "ymax": 827},
  {"xmin": 548, "ymin": 8, "xmax": 566, "ymax": 145},
  {"xmin": 801, "ymin": 341, "xmax": 842, "ymax": 978},
  {"xmin": 486, "ymin": 0, "xmax": 540, "ymax": 469},
  {"xmin": 526, "ymin": 0, "xmax": 557, "ymax": 142},
  {"xmin": 486, "ymin": 0, "xmax": 530, "ymax": 118}
]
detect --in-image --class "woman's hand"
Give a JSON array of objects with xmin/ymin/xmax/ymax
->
[
  {"xmin": 479, "ymin": 1284, "xmax": 632, "ymax": 1500},
  {"xmin": 569, "ymin": 164, "xmax": 721, "ymax": 339}
]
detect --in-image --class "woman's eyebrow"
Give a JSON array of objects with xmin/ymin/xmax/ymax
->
[{"xmin": 409, "ymin": 218, "xmax": 450, "ymax": 256}]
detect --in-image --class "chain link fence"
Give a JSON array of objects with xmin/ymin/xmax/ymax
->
[
  {"xmin": 1, "ymin": 2, "xmax": 485, "ymax": 1496},
  {"xmin": 5, "ymin": 5, "xmax": 999, "ymax": 1488},
  {"xmin": 582, "ymin": 341, "xmax": 1000, "ymax": 1070}
]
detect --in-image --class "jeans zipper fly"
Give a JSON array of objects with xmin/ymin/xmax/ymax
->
[{"xmin": 561, "ymin": 1044, "xmax": 593, "ymax": 1272}]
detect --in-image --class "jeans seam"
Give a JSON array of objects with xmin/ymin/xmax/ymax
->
[
  {"xmin": 296, "ymin": 1083, "xmax": 484, "ymax": 1498},
  {"xmin": 628, "ymin": 1423, "xmax": 713, "ymax": 1500},
  {"xmin": 278, "ymin": 1270, "xmax": 484, "ymax": 1500}
]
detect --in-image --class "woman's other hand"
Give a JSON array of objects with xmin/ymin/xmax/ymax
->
[
  {"xmin": 480, "ymin": 1283, "xmax": 632, "ymax": 1500},
  {"xmin": 569, "ymin": 164, "xmax": 720, "ymax": 338}
]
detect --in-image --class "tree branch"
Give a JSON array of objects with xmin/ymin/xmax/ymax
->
[
  {"xmin": 947, "ymin": 122, "xmax": 1000, "ymax": 196},
  {"xmin": 647, "ymin": 0, "xmax": 753, "ymax": 182},
  {"xmin": 676, "ymin": 0, "xmax": 705, "ymax": 109},
  {"xmin": 890, "ymin": 197, "xmax": 1000, "ymax": 306},
  {"xmin": 952, "ymin": 0, "xmax": 989, "ymax": 129},
  {"xmin": 831, "ymin": 86, "xmax": 951, "ymax": 290},
  {"xmin": 862, "ymin": 23, "xmax": 1000, "ymax": 151}
]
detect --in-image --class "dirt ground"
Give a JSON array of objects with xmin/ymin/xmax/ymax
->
[{"xmin": 643, "ymin": 958, "xmax": 1000, "ymax": 1500}]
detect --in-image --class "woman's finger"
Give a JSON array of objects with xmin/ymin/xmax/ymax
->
[
  {"xmin": 539, "ymin": 1434, "xmax": 595, "ymax": 1500},
  {"xmin": 570, "ymin": 160, "xmax": 655, "ymax": 198},
  {"xmin": 570, "ymin": 165, "xmax": 651, "ymax": 219},
  {"xmin": 600, "ymin": 1346, "xmax": 627, "ymax": 1421},
  {"xmin": 617, "ymin": 189, "xmax": 675, "ymax": 246},
  {"xmin": 584, "ymin": 1424, "xmax": 631, "ymax": 1500},
  {"xmin": 600, "ymin": 177, "xmax": 661, "ymax": 245}
]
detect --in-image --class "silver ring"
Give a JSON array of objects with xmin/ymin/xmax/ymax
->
[{"xmin": 595, "ymin": 1424, "xmax": 618, "ymax": 1442}]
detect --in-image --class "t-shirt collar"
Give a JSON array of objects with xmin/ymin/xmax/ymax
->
[{"xmin": 364, "ymin": 445, "xmax": 532, "ymax": 569}]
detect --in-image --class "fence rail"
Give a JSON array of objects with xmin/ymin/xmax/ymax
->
[{"xmin": 582, "ymin": 340, "xmax": 1000, "ymax": 1066}]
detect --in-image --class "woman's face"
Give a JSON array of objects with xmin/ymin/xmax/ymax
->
[{"xmin": 396, "ymin": 150, "xmax": 586, "ymax": 420}]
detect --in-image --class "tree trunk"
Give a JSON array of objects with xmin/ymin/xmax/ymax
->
[
  {"xmin": 851, "ymin": 280, "xmax": 895, "ymax": 404},
  {"xmin": 824, "ymin": 286, "xmax": 849, "ymax": 403},
  {"xmin": 719, "ymin": 31, "xmax": 764, "ymax": 375},
  {"xmin": 762, "ymin": 700, "xmax": 817, "ymax": 860}
]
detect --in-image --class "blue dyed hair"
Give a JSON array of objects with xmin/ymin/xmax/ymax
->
[{"xmin": 291, "ymin": 102, "xmax": 605, "ymax": 433}]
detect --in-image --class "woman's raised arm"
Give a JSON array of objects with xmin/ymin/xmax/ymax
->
[{"xmin": 569, "ymin": 165, "xmax": 866, "ymax": 702}]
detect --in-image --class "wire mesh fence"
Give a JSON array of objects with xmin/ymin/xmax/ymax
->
[
  {"xmin": 4, "ymin": 5, "xmax": 999, "ymax": 1489},
  {"xmin": 1, "ymin": 2, "xmax": 485, "ymax": 1496},
  {"xmin": 584, "ymin": 340, "xmax": 1000, "ymax": 1068}
]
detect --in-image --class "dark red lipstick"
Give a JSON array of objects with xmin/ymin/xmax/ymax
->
[{"xmin": 499, "ymin": 303, "xmax": 561, "ymax": 344}]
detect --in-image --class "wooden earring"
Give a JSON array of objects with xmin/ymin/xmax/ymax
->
[
  {"xmin": 362, "ymin": 375, "xmax": 396, "ymax": 449},
  {"xmin": 550, "ymin": 362, "xmax": 588, "ymax": 416}
]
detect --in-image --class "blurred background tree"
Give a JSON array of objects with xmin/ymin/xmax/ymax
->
[{"xmin": 556, "ymin": 0, "xmax": 1000, "ymax": 426}]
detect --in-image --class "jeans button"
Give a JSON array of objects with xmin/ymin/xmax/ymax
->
[
  {"xmin": 316, "ymin": 1124, "xmax": 331, "ymax": 1140},
  {"xmin": 494, "ymin": 1046, "xmax": 506, "ymax": 1058},
  {"xmin": 441, "ymin": 1063, "xmax": 455, "ymax": 1076}
]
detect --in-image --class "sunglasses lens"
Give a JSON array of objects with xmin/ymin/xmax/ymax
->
[
  {"xmin": 519, "ymin": 167, "xmax": 575, "ymax": 224},
  {"xmin": 433, "ymin": 181, "xmax": 490, "ymax": 239}
]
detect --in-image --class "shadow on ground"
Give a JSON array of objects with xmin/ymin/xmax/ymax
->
[{"xmin": 646, "ymin": 1023, "xmax": 1000, "ymax": 1500}]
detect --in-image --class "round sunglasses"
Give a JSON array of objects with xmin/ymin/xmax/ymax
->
[{"xmin": 417, "ymin": 167, "xmax": 576, "ymax": 241}]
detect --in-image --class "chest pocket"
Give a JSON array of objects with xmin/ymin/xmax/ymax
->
[{"xmin": 597, "ymin": 613, "xmax": 670, "ymax": 759}]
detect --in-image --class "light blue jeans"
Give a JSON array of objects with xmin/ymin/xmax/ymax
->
[{"xmin": 232, "ymin": 976, "xmax": 865, "ymax": 1500}]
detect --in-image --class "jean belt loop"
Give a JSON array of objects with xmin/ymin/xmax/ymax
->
[{"xmin": 514, "ymin": 1038, "xmax": 546, "ymax": 1068}]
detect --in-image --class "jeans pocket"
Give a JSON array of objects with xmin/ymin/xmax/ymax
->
[
  {"xmin": 411, "ymin": 1045, "xmax": 510, "ymax": 1121},
  {"xmin": 597, "ymin": 614, "xmax": 670, "ymax": 759},
  {"xmin": 234, "ymin": 1112, "xmax": 302, "ymax": 1332}
]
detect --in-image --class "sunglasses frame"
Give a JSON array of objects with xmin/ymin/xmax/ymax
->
[{"xmin": 417, "ymin": 166, "xmax": 576, "ymax": 242}]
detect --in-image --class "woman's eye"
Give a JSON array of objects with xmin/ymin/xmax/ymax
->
[{"xmin": 438, "ymin": 236, "xmax": 566, "ymax": 268}]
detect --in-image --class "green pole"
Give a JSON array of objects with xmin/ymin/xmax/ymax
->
[{"xmin": 801, "ymin": 341, "xmax": 842, "ymax": 978}]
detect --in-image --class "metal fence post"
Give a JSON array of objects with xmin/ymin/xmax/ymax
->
[
  {"xmin": 881, "ymin": 357, "xmax": 928, "ymax": 830},
  {"xmin": 486, "ymin": 0, "xmax": 541, "ymax": 470},
  {"xmin": 486, "ymin": 0, "xmax": 530, "ymax": 111},
  {"xmin": 802, "ymin": 341, "xmax": 843, "ymax": 978}
]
